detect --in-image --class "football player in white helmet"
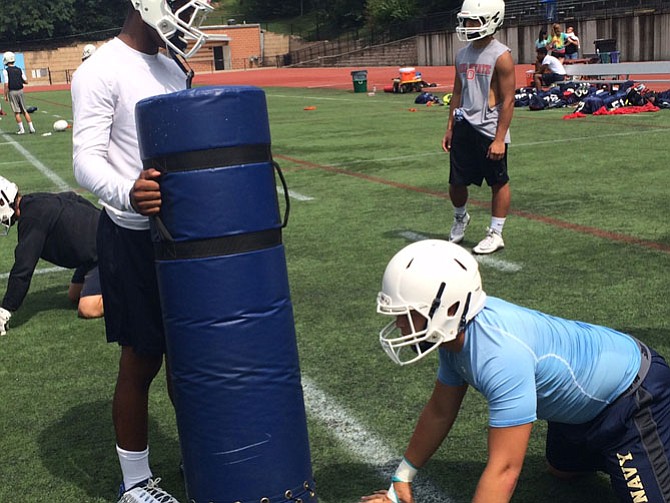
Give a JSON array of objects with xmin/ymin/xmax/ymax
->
[
  {"xmin": 0, "ymin": 176, "xmax": 103, "ymax": 336},
  {"xmin": 456, "ymin": 0, "xmax": 505, "ymax": 42},
  {"xmin": 3, "ymin": 51, "xmax": 36, "ymax": 134},
  {"xmin": 377, "ymin": 239, "xmax": 486, "ymax": 365},
  {"xmin": 70, "ymin": 1, "xmax": 213, "ymax": 502},
  {"xmin": 361, "ymin": 240, "xmax": 670, "ymax": 503},
  {"xmin": 443, "ymin": 0, "xmax": 514, "ymax": 256},
  {"xmin": 81, "ymin": 44, "xmax": 97, "ymax": 61}
]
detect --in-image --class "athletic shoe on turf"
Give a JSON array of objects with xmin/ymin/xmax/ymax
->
[
  {"xmin": 117, "ymin": 477, "xmax": 180, "ymax": 503},
  {"xmin": 449, "ymin": 212, "xmax": 470, "ymax": 243},
  {"xmin": 16, "ymin": 130, "xmax": 25, "ymax": 135},
  {"xmin": 473, "ymin": 228, "xmax": 504, "ymax": 255}
]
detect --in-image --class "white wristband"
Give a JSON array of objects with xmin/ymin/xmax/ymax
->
[
  {"xmin": 387, "ymin": 483, "xmax": 400, "ymax": 503},
  {"xmin": 392, "ymin": 457, "xmax": 418, "ymax": 483}
]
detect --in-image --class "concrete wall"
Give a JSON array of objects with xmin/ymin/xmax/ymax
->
[{"xmin": 418, "ymin": 12, "xmax": 670, "ymax": 66}]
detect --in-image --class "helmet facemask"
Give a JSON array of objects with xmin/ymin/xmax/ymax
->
[
  {"xmin": 133, "ymin": 0, "xmax": 213, "ymax": 59},
  {"xmin": 378, "ymin": 294, "xmax": 439, "ymax": 366},
  {"xmin": 456, "ymin": 12, "xmax": 502, "ymax": 42},
  {"xmin": 0, "ymin": 177, "xmax": 19, "ymax": 236}
]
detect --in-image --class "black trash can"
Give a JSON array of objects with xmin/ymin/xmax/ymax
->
[
  {"xmin": 594, "ymin": 38, "xmax": 617, "ymax": 53},
  {"xmin": 350, "ymin": 70, "xmax": 368, "ymax": 93}
]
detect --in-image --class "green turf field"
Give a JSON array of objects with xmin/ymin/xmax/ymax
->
[{"xmin": 0, "ymin": 87, "xmax": 668, "ymax": 502}]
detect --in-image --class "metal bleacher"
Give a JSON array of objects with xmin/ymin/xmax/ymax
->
[{"xmin": 503, "ymin": 0, "xmax": 669, "ymax": 25}]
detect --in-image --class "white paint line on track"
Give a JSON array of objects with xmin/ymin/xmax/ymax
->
[
  {"xmin": 276, "ymin": 185, "xmax": 314, "ymax": 201},
  {"xmin": 301, "ymin": 377, "xmax": 453, "ymax": 503},
  {"xmin": 398, "ymin": 231, "xmax": 523, "ymax": 273},
  {"xmin": 0, "ymin": 131, "xmax": 70, "ymax": 190},
  {"xmin": 0, "ymin": 266, "xmax": 66, "ymax": 280}
]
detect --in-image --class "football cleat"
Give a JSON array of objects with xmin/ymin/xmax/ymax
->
[
  {"xmin": 117, "ymin": 478, "xmax": 180, "ymax": 503},
  {"xmin": 472, "ymin": 228, "xmax": 504, "ymax": 255},
  {"xmin": 449, "ymin": 212, "xmax": 470, "ymax": 244}
]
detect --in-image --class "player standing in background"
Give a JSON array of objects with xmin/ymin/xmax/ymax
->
[
  {"xmin": 442, "ymin": 0, "xmax": 515, "ymax": 255},
  {"xmin": 361, "ymin": 240, "xmax": 670, "ymax": 503},
  {"xmin": 71, "ymin": 1, "xmax": 212, "ymax": 502},
  {"xmin": 81, "ymin": 44, "xmax": 97, "ymax": 62},
  {"xmin": 3, "ymin": 51, "xmax": 35, "ymax": 134}
]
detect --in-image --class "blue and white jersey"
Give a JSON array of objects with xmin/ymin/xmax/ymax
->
[{"xmin": 438, "ymin": 297, "xmax": 641, "ymax": 427}]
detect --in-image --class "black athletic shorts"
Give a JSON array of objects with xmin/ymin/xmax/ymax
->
[
  {"xmin": 71, "ymin": 265, "xmax": 102, "ymax": 298},
  {"xmin": 97, "ymin": 209, "xmax": 165, "ymax": 356},
  {"xmin": 449, "ymin": 118, "xmax": 509, "ymax": 187}
]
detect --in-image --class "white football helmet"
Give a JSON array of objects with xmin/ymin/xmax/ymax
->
[
  {"xmin": 0, "ymin": 176, "xmax": 19, "ymax": 236},
  {"xmin": 377, "ymin": 240, "xmax": 487, "ymax": 365},
  {"xmin": 82, "ymin": 44, "xmax": 96, "ymax": 61},
  {"xmin": 130, "ymin": 0, "xmax": 213, "ymax": 58},
  {"xmin": 3, "ymin": 51, "xmax": 15, "ymax": 65},
  {"xmin": 456, "ymin": 0, "xmax": 505, "ymax": 42}
]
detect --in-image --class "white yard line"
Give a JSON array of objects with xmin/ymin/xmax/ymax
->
[
  {"xmin": 277, "ymin": 185, "xmax": 314, "ymax": 201},
  {"xmin": 302, "ymin": 377, "xmax": 453, "ymax": 503},
  {"xmin": 398, "ymin": 231, "xmax": 522, "ymax": 273},
  {"xmin": 0, "ymin": 131, "xmax": 70, "ymax": 190},
  {"xmin": 0, "ymin": 266, "xmax": 66, "ymax": 280},
  {"xmin": 277, "ymin": 186, "xmax": 314, "ymax": 201}
]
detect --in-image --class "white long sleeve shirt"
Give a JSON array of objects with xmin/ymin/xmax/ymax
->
[{"xmin": 72, "ymin": 37, "xmax": 186, "ymax": 230}]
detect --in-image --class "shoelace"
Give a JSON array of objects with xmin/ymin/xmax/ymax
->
[
  {"xmin": 119, "ymin": 478, "xmax": 179, "ymax": 503},
  {"xmin": 142, "ymin": 479, "xmax": 178, "ymax": 503}
]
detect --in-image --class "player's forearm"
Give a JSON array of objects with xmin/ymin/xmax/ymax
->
[
  {"xmin": 493, "ymin": 100, "xmax": 514, "ymax": 144},
  {"xmin": 404, "ymin": 402, "xmax": 457, "ymax": 467},
  {"xmin": 471, "ymin": 465, "xmax": 519, "ymax": 503}
]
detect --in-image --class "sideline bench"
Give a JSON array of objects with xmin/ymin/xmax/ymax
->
[{"xmin": 565, "ymin": 61, "xmax": 670, "ymax": 85}]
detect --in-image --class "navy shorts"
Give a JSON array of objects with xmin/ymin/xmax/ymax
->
[
  {"xmin": 71, "ymin": 264, "xmax": 101, "ymax": 298},
  {"xmin": 546, "ymin": 349, "xmax": 670, "ymax": 502},
  {"xmin": 97, "ymin": 210, "xmax": 165, "ymax": 356},
  {"xmin": 449, "ymin": 118, "xmax": 509, "ymax": 188}
]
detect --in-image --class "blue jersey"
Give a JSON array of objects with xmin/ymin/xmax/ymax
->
[{"xmin": 438, "ymin": 297, "xmax": 641, "ymax": 427}]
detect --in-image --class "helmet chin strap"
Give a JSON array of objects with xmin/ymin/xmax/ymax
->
[
  {"xmin": 428, "ymin": 282, "xmax": 447, "ymax": 319},
  {"xmin": 458, "ymin": 292, "xmax": 472, "ymax": 333},
  {"xmin": 169, "ymin": 45, "xmax": 195, "ymax": 89}
]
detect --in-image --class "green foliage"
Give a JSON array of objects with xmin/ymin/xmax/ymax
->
[
  {"xmin": 0, "ymin": 0, "xmax": 127, "ymax": 44},
  {"xmin": 365, "ymin": 0, "xmax": 419, "ymax": 25}
]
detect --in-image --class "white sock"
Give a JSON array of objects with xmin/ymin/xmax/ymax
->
[
  {"xmin": 17, "ymin": 123, "xmax": 24, "ymax": 133},
  {"xmin": 28, "ymin": 122, "xmax": 35, "ymax": 132},
  {"xmin": 491, "ymin": 216, "xmax": 506, "ymax": 235},
  {"xmin": 454, "ymin": 205, "xmax": 467, "ymax": 217},
  {"xmin": 117, "ymin": 445, "xmax": 152, "ymax": 490}
]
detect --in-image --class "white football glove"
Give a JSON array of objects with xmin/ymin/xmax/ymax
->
[{"xmin": 0, "ymin": 307, "xmax": 11, "ymax": 336}]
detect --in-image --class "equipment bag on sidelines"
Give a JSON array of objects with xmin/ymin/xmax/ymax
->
[{"xmin": 135, "ymin": 85, "xmax": 317, "ymax": 503}]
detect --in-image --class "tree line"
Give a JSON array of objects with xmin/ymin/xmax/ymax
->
[{"xmin": 0, "ymin": 0, "xmax": 462, "ymax": 46}]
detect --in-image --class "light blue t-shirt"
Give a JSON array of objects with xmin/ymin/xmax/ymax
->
[{"xmin": 438, "ymin": 297, "xmax": 641, "ymax": 427}]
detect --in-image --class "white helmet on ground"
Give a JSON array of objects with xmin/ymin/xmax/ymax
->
[
  {"xmin": 3, "ymin": 51, "xmax": 15, "ymax": 65},
  {"xmin": 130, "ymin": 0, "xmax": 213, "ymax": 58},
  {"xmin": 456, "ymin": 0, "xmax": 505, "ymax": 42},
  {"xmin": 377, "ymin": 240, "xmax": 487, "ymax": 365},
  {"xmin": 0, "ymin": 176, "xmax": 19, "ymax": 235},
  {"xmin": 82, "ymin": 44, "xmax": 96, "ymax": 61}
]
